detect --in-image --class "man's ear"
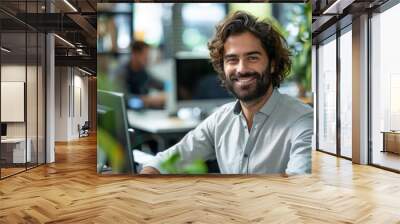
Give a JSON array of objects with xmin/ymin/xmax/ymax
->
[{"xmin": 270, "ymin": 61, "xmax": 276, "ymax": 73}]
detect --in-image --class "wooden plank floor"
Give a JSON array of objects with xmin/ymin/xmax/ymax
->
[{"xmin": 1, "ymin": 135, "xmax": 400, "ymax": 223}]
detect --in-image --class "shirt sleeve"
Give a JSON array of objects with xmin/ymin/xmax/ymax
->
[
  {"xmin": 142, "ymin": 112, "xmax": 217, "ymax": 174},
  {"xmin": 285, "ymin": 111, "xmax": 313, "ymax": 175}
]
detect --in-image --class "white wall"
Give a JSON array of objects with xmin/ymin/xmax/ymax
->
[
  {"xmin": 1, "ymin": 65, "xmax": 42, "ymax": 137},
  {"xmin": 54, "ymin": 67, "xmax": 69, "ymax": 141},
  {"xmin": 54, "ymin": 67, "xmax": 89, "ymax": 141},
  {"xmin": 1, "ymin": 65, "xmax": 26, "ymax": 138}
]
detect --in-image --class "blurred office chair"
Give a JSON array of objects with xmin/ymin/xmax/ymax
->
[{"xmin": 78, "ymin": 121, "xmax": 90, "ymax": 138}]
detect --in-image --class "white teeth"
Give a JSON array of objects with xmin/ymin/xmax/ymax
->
[
  {"xmin": 238, "ymin": 77, "xmax": 254, "ymax": 82},
  {"xmin": 236, "ymin": 76, "xmax": 255, "ymax": 85}
]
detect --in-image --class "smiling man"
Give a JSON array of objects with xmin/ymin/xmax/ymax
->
[{"xmin": 140, "ymin": 11, "xmax": 313, "ymax": 175}]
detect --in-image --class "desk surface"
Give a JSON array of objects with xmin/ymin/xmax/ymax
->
[
  {"xmin": 1, "ymin": 138, "xmax": 27, "ymax": 143},
  {"xmin": 381, "ymin": 131, "xmax": 400, "ymax": 134},
  {"xmin": 127, "ymin": 110, "xmax": 200, "ymax": 134}
]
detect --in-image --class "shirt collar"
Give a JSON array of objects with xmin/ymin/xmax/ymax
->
[{"xmin": 233, "ymin": 88, "xmax": 280, "ymax": 116}]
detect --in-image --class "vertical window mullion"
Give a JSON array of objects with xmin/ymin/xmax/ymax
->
[{"xmin": 336, "ymin": 27, "xmax": 341, "ymax": 157}]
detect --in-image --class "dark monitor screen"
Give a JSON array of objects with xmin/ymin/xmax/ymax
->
[
  {"xmin": 97, "ymin": 90, "xmax": 135, "ymax": 174},
  {"xmin": 175, "ymin": 58, "xmax": 232, "ymax": 101},
  {"xmin": 1, "ymin": 123, "xmax": 6, "ymax": 137}
]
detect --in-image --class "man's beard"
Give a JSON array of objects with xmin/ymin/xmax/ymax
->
[{"xmin": 224, "ymin": 69, "xmax": 272, "ymax": 103}]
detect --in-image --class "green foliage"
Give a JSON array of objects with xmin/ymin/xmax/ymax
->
[
  {"xmin": 97, "ymin": 72, "xmax": 108, "ymax": 91},
  {"xmin": 286, "ymin": 3, "xmax": 312, "ymax": 95},
  {"xmin": 160, "ymin": 152, "xmax": 208, "ymax": 174},
  {"xmin": 97, "ymin": 70, "xmax": 127, "ymax": 94},
  {"xmin": 160, "ymin": 152, "xmax": 181, "ymax": 174},
  {"xmin": 182, "ymin": 159, "xmax": 208, "ymax": 174},
  {"xmin": 98, "ymin": 128, "xmax": 126, "ymax": 173}
]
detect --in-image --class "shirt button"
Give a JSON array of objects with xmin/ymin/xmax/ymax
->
[{"xmin": 244, "ymin": 154, "xmax": 248, "ymax": 158}]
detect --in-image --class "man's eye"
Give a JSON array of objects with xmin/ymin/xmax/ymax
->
[
  {"xmin": 225, "ymin": 58, "xmax": 238, "ymax": 64},
  {"xmin": 248, "ymin": 56, "xmax": 259, "ymax": 61}
]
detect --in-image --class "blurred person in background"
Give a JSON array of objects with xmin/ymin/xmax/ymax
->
[{"xmin": 118, "ymin": 40, "xmax": 166, "ymax": 109}]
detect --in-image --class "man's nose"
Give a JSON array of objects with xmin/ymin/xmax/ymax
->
[{"xmin": 236, "ymin": 59, "xmax": 250, "ymax": 74}]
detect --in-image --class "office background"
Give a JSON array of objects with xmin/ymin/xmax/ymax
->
[
  {"xmin": 0, "ymin": 1, "xmax": 97, "ymax": 179},
  {"xmin": 0, "ymin": 1, "xmax": 46, "ymax": 178}
]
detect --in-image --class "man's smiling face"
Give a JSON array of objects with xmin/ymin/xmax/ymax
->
[{"xmin": 223, "ymin": 31, "xmax": 272, "ymax": 103}]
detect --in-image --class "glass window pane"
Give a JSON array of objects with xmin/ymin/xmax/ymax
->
[
  {"xmin": 27, "ymin": 31, "xmax": 38, "ymax": 169},
  {"xmin": 340, "ymin": 29, "xmax": 352, "ymax": 158},
  {"xmin": 0, "ymin": 0, "xmax": 46, "ymax": 179},
  {"xmin": 38, "ymin": 32, "xmax": 45, "ymax": 165},
  {"xmin": 181, "ymin": 3, "xmax": 225, "ymax": 53},
  {"xmin": 1, "ymin": 30, "xmax": 28, "ymax": 177},
  {"xmin": 371, "ymin": 3, "xmax": 400, "ymax": 171},
  {"xmin": 134, "ymin": 4, "xmax": 164, "ymax": 46},
  {"xmin": 317, "ymin": 36, "xmax": 337, "ymax": 154},
  {"xmin": 98, "ymin": 14, "xmax": 132, "ymax": 53}
]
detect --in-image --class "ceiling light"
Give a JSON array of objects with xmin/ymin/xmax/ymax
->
[
  {"xmin": 78, "ymin": 67, "xmax": 93, "ymax": 76},
  {"xmin": 322, "ymin": 0, "xmax": 354, "ymax": 15},
  {"xmin": 1, "ymin": 47, "xmax": 11, "ymax": 53},
  {"xmin": 63, "ymin": 0, "xmax": 78, "ymax": 12},
  {"xmin": 54, "ymin": 34, "xmax": 75, "ymax": 48}
]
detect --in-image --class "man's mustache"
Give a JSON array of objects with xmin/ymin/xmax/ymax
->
[{"xmin": 230, "ymin": 72, "xmax": 261, "ymax": 81}]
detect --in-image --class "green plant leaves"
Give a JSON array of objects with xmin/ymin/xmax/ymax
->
[{"xmin": 160, "ymin": 152, "xmax": 208, "ymax": 174}]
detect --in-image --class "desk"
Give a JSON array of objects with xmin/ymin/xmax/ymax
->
[
  {"xmin": 1, "ymin": 138, "xmax": 31, "ymax": 163},
  {"xmin": 127, "ymin": 110, "xmax": 220, "ymax": 172},
  {"xmin": 127, "ymin": 110, "xmax": 200, "ymax": 134},
  {"xmin": 381, "ymin": 131, "xmax": 400, "ymax": 154},
  {"xmin": 127, "ymin": 110, "xmax": 201, "ymax": 151}
]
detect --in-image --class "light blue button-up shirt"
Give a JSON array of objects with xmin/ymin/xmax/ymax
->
[{"xmin": 144, "ymin": 88, "xmax": 313, "ymax": 174}]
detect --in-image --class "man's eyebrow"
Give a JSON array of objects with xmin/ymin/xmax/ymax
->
[
  {"xmin": 224, "ymin": 54, "xmax": 237, "ymax": 59},
  {"xmin": 224, "ymin": 51, "xmax": 262, "ymax": 59},
  {"xmin": 245, "ymin": 51, "xmax": 262, "ymax": 56}
]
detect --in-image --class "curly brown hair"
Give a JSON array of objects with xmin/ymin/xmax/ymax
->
[{"xmin": 208, "ymin": 11, "xmax": 291, "ymax": 88}]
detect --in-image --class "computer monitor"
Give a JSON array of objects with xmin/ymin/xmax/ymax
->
[
  {"xmin": 1, "ymin": 123, "xmax": 7, "ymax": 138},
  {"xmin": 175, "ymin": 56, "xmax": 233, "ymax": 114},
  {"xmin": 97, "ymin": 90, "xmax": 135, "ymax": 174}
]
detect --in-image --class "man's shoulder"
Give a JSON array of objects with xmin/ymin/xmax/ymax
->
[{"xmin": 277, "ymin": 92, "xmax": 313, "ymax": 119}]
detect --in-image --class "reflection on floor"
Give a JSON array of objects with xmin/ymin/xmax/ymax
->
[
  {"xmin": 372, "ymin": 150, "xmax": 400, "ymax": 171},
  {"xmin": 0, "ymin": 163, "xmax": 42, "ymax": 178},
  {"xmin": 0, "ymin": 167, "xmax": 25, "ymax": 177}
]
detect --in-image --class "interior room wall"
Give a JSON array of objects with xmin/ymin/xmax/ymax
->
[
  {"xmin": 72, "ymin": 72, "xmax": 89, "ymax": 138},
  {"xmin": 1, "ymin": 65, "xmax": 32, "ymax": 138},
  {"xmin": 54, "ymin": 66, "xmax": 69, "ymax": 141},
  {"xmin": 1, "ymin": 64, "xmax": 44, "ymax": 163},
  {"xmin": 54, "ymin": 67, "xmax": 89, "ymax": 141}
]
